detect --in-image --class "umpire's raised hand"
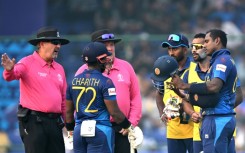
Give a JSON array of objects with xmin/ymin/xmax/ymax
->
[{"xmin": 1, "ymin": 53, "xmax": 15, "ymax": 71}]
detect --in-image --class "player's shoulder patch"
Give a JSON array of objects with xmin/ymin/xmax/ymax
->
[
  {"xmin": 216, "ymin": 64, "xmax": 227, "ymax": 72},
  {"xmin": 108, "ymin": 88, "xmax": 116, "ymax": 96}
]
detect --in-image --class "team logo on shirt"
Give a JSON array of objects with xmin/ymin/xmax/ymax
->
[
  {"xmin": 205, "ymin": 134, "xmax": 209, "ymax": 139},
  {"xmin": 117, "ymin": 74, "xmax": 124, "ymax": 82},
  {"xmin": 108, "ymin": 88, "xmax": 116, "ymax": 96},
  {"xmin": 57, "ymin": 74, "xmax": 63, "ymax": 82},
  {"xmin": 221, "ymin": 57, "xmax": 226, "ymax": 63},
  {"xmin": 216, "ymin": 64, "xmax": 227, "ymax": 72},
  {"xmin": 38, "ymin": 72, "xmax": 47, "ymax": 77}
]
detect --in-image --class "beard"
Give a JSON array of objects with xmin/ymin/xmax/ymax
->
[
  {"xmin": 198, "ymin": 52, "xmax": 207, "ymax": 59},
  {"xmin": 194, "ymin": 52, "xmax": 207, "ymax": 62},
  {"xmin": 173, "ymin": 54, "xmax": 185, "ymax": 62},
  {"xmin": 52, "ymin": 51, "xmax": 58, "ymax": 58}
]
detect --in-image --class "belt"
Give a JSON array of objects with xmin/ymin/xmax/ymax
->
[{"xmin": 30, "ymin": 110, "xmax": 61, "ymax": 119}]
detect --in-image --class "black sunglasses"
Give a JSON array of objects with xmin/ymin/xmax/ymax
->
[{"xmin": 49, "ymin": 40, "xmax": 62, "ymax": 45}]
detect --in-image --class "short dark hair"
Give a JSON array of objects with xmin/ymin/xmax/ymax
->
[
  {"xmin": 206, "ymin": 29, "xmax": 227, "ymax": 48},
  {"xmin": 194, "ymin": 33, "xmax": 205, "ymax": 39},
  {"xmin": 85, "ymin": 61, "xmax": 98, "ymax": 66}
]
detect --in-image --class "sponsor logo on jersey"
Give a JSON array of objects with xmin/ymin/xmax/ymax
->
[
  {"xmin": 216, "ymin": 64, "xmax": 226, "ymax": 72},
  {"xmin": 108, "ymin": 88, "xmax": 116, "ymax": 96}
]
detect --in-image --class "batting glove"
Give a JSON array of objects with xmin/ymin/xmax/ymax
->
[
  {"xmin": 163, "ymin": 96, "xmax": 181, "ymax": 120},
  {"xmin": 128, "ymin": 125, "xmax": 144, "ymax": 149}
]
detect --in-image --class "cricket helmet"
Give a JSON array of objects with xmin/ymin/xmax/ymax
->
[
  {"xmin": 82, "ymin": 42, "xmax": 112, "ymax": 63},
  {"xmin": 151, "ymin": 55, "xmax": 178, "ymax": 82}
]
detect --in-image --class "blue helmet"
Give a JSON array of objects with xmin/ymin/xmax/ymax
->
[
  {"xmin": 82, "ymin": 42, "xmax": 112, "ymax": 63},
  {"xmin": 151, "ymin": 56, "xmax": 178, "ymax": 94},
  {"xmin": 151, "ymin": 55, "xmax": 178, "ymax": 82}
]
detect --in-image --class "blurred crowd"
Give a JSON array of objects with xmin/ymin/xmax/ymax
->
[
  {"xmin": 47, "ymin": 0, "xmax": 245, "ymax": 35},
  {"xmin": 1, "ymin": 0, "xmax": 245, "ymax": 152}
]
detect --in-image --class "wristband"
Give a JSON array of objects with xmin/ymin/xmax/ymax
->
[
  {"xmin": 66, "ymin": 122, "xmax": 75, "ymax": 131},
  {"xmin": 189, "ymin": 83, "xmax": 208, "ymax": 95},
  {"xmin": 189, "ymin": 93, "xmax": 220, "ymax": 108},
  {"xmin": 118, "ymin": 117, "xmax": 131, "ymax": 129}
]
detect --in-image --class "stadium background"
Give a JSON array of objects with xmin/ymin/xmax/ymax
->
[{"xmin": 1, "ymin": 0, "xmax": 245, "ymax": 152}]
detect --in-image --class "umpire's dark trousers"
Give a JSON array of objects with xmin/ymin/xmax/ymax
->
[
  {"xmin": 113, "ymin": 123, "xmax": 137, "ymax": 153},
  {"xmin": 18, "ymin": 113, "xmax": 65, "ymax": 153}
]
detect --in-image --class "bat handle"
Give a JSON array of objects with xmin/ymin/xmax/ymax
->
[
  {"xmin": 130, "ymin": 145, "xmax": 135, "ymax": 153},
  {"xmin": 130, "ymin": 137, "xmax": 135, "ymax": 153}
]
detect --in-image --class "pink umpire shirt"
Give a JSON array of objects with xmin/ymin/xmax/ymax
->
[
  {"xmin": 75, "ymin": 58, "xmax": 142, "ymax": 126},
  {"xmin": 3, "ymin": 51, "xmax": 67, "ymax": 119}
]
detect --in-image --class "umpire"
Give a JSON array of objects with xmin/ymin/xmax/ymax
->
[{"xmin": 1, "ymin": 26, "xmax": 69, "ymax": 153}]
